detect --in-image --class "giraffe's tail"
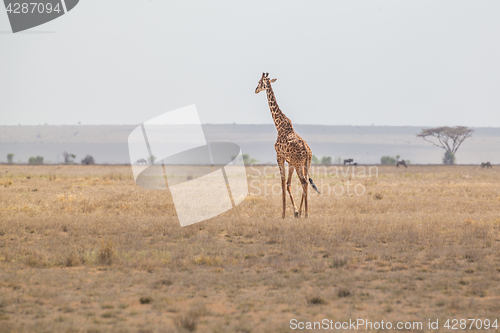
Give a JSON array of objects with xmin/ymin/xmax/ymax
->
[
  {"xmin": 306, "ymin": 153, "xmax": 320, "ymax": 194},
  {"xmin": 308, "ymin": 176, "xmax": 321, "ymax": 194}
]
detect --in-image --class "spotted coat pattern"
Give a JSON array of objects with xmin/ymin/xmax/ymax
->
[{"xmin": 255, "ymin": 73, "xmax": 319, "ymax": 218}]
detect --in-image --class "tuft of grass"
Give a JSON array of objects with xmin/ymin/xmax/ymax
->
[
  {"xmin": 307, "ymin": 296, "xmax": 326, "ymax": 305},
  {"xmin": 100, "ymin": 311, "xmax": 115, "ymax": 318},
  {"xmin": 193, "ymin": 255, "xmax": 222, "ymax": 266},
  {"xmin": 174, "ymin": 310, "xmax": 201, "ymax": 332},
  {"xmin": 152, "ymin": 278, "xmax": 173, "ymax": 289},
  {"xmin": 337, "ymin": 287, "xmax": 352, "ymax": 298},
  {"xmin": 26, "ymin": 252, "xmax": 45, "ymax": 268},
  {"xmin": 330, "ymin": 256, "xmax": 348, "ymax": 268},
  {"xmin": 65, "ymin": 251, "xmax": 80, "ymax": 267},
  {"xmin": 98, "ymin": 240, "xmax": 115, "ymax": 266}
]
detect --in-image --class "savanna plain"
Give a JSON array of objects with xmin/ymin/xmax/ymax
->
[{"xmin": 1, "ymin": 164, "xmax": 500, "ymax": 332}]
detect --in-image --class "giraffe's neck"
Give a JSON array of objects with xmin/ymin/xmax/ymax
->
[{"xmin": 266, "ymin": 86, "xmax": 293, "ymax": 134}]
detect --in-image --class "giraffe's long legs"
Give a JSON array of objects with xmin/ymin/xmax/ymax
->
[
  {"xmin": 298, "ymin": 192, "xmax": 304, "ymax": 216},
  {"xmin": 277, "ymin": 156, "xmax": 286, "ymax": 219},
  {"xmin": 296, "ymin": 165, "xmax": 309, "ymax": 218},
  {"xmin": 298, "ymin": 164, "xmax": 305, "ymax": 215},
  {"xmin": 286, "ymin": 164, "xmax": 299, "ymax": 218}
]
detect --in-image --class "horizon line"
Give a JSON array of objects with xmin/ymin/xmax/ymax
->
[{"xmin": 2, "ymin": 124, "xmax": 500, "ymax": 129}]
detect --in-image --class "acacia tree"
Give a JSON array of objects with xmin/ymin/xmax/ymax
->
[
  {"xmin": 417, "ymin": 126, "xmax": 474, "ymax": 164},
  {"xmin": 63, "ymin": 151, "xmax": 76, "ymax": 164}
]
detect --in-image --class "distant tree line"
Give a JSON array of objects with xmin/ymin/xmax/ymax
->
[
  {"xmin": 311, "ymin": 156, "xmax": 342, "ymax": 165},
  {"xmin": 381, "ymin": 154, "xmax": 410, "ymax": 165},
  {"xmin": 28, "ymin": 156, "xmax": 44, "ymax": 165},
  {"xmin": 5, "ymin": 152, "xmax": 95, "ymax": 165}
]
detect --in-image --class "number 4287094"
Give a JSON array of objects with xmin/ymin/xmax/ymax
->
[
  {"xmin": 6, "ymin": 2, "xmax": 62, "ymax": 14},
  {"xmin": 444, "ymin": 319, "xmax": 498, "ymax": 330}
]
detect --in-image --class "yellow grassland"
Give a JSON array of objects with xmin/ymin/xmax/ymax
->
[{"xmin": 0, "ymin": 165, "xmax": 499, "ymax": 332}]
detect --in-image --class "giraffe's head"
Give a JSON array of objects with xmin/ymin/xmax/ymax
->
[{"xmin": 255, "ymin": 72, "xmax": 277, "ymax": 94}]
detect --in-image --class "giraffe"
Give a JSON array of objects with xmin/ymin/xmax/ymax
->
[{"xmin": 255, "ymin": 72, "xmax": 320, "ymax": 218}]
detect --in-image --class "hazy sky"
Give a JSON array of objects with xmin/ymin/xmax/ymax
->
[{"xmin": 1, "ymin": 1, "xmax": 500, "ymax": 126}]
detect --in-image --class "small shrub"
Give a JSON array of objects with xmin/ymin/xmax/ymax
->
[
  {"xmin": 374, "ymin": 193, "xmax": 383, "ymax": 200},
  {"xmin": 28, "ymin": 156, "xmax": 44, "ymax": 165},
  {"xmin": 380, "ymin": 156, "xmax": 396, "ymax": 165},
  {"xmin": 307, "ymin": 296, "xmax": 326, "ymax": 305},
  {"xmin": 81, "ymin": 155, "xmax": 95, "ymax": 165},
  {"xmin": 139, "ymin": 297, "xmax": 152, "ymax": 304},
  {"xmin": 101, "ymin": 311, "xmax": 115, "ymax": 318}
]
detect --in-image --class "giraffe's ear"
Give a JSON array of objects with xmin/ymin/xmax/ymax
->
[{"xmin": 270, "ymin": 78, "xmax": 277, "ymax": 83}]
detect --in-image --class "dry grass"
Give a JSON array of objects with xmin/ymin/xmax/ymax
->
[{"xmin": 0, "ymin": 164, "xmax": 500, "ymax": 332}]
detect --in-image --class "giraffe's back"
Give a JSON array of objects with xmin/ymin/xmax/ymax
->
[{"xmin": 275, "ymin": 131, "xmax": 311, "ymax": 165}]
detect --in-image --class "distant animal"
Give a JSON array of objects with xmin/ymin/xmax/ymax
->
[
  {"xmin": 255, "ymin": 72, "xmax": 320, "ymax": 218},
  {"xmin": 397, "ymin": 160, "xmax": 408, "ymax": 168},
  {"xmin": 136, "ymin": 158, "xmax": 148, "ymax": 165},
  {"xmin": 353, "ymin": 162, "xmax": 358, "ymax": 166},
  {"xmin": 344, "ymin": 158, "xmax": 354, "ymax": 165},
  {"xmin": 481, "ymin": 162, "xmax": 492, "ymax": 169}
]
